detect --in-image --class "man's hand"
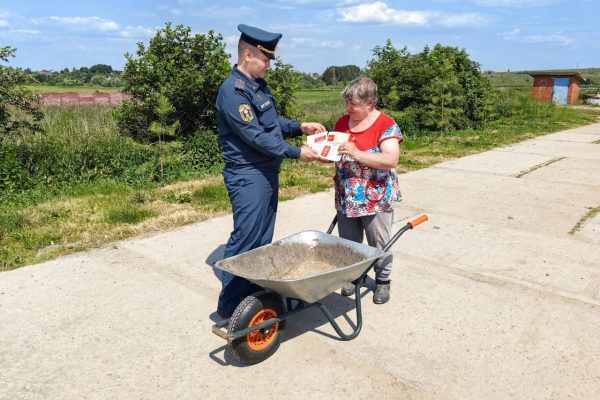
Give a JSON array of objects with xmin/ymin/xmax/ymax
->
[
  {"xmin": 301, "ymin": 122, "xmax": 326, "ymax": 135},
  {"xmin": 298, "ymin": 145, "xmax": 320, "ymax": 162}
]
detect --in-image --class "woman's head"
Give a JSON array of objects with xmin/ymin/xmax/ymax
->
[{"xmin": 342, "ymin": 76, "xmax": 378, "ymax": 121}]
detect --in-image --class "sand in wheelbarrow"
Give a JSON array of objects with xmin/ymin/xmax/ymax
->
[{"xmin": 220, "ymin": 242, "xmax": 366, "ymax": 280}]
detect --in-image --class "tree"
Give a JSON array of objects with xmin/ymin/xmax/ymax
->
[
  {"xmin": 149, "ymin": 94, "xmax": 179, "ymax": 180},
  {"xmin": 90, "ymin": 74, "xmax": 107, "ymax": 86},
  {"xmin": 298, "ymin": 72, "xmax": 324, "ymax": 89},
  {"xmin": 90, "ymin": 64, "xmax": 113, "ymax": 74},
  {"xmin": 115, "ymin": 23, "xmax": 231, "ymax": 142},
  {"xmin": 368, "ymin": 41, "xmax": 494, "ymax": 133},
  {"xmin": 0, "ymin": 46, "xmax": 42, "ymax": 136},
  {"xmin": 321, "ymin": 65, "xmax": 361, "ymax": 86},
  {"xmin": 265, "ymin": 57, "xmax": 303, "ymax": 120}
]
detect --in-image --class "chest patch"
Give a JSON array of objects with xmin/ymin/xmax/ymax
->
[
  {"xmin": 238, "ymin": 104, "xmax": 254, "ymax": 122},
  {"xmin": 258, "ymin": 100, "xmax": 272, "ymax": 111}
]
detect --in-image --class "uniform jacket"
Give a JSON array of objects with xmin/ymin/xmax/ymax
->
[{"xmin": 216, "ymin": 65, "xmax": 302, "ymax": 173}]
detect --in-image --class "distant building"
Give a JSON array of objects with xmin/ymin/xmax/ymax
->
[{"xmin": 528, "ymin": 71, "xmax": 585, "ymax": 105}]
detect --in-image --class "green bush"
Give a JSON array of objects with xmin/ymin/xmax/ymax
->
[
  {"xmin": 0, "ymin": 46, "xmax": 42, "ymax": 136},
  {"xmin": 265, "ymin": 57, "xmax": 303, "ymax": 120},
  {"xmin": 0, "ymin": 144, "xmax": 33, "ymax": 195},
  {"xmin": 116, "ymin": 23, "xmax": 231, "ymax": 142},
  {"xmin": 182, "ymin": 130, "xmax": 223, "ymax": 173},
  {"xmin": 368, "ymin": 41, "xmax": 495, "ymax": 133}
]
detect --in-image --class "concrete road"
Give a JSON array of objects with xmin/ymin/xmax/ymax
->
[{"xmin": 2, "ymin": 123, "xmax": 599, "ymax": 400}]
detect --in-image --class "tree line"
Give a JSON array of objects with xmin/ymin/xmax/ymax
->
[
  {"xmin": 1, "ymin": 23, "xmax": 511, "ymax": 196},
  {"xmin": 20, "ymin": 63, "xmax": 361, "ymax": 90},
  {"xmin": 24, "ymin": 64, "xmax": 123, "ymax": 87}
]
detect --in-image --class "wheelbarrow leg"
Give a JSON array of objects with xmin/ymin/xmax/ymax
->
[{"xmin": 316, "ymin": 282, "xmax": 363, "ymax": 341}]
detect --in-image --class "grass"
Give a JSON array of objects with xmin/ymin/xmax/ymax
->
[
  {"xmin": 1, "ymin": 90, "xmax": 599, "ymax": 271},
  {"xmin": 105, "ymin": 205, "xmax": 156, "ymax": 225},
  {"xmin": 0, "ymin": 160, "xmax": 336, "ymax": 270},
  {"xmin": 569, "ymin": 206, "xmax": 600, "ymax": 235},
  {"xmin": 295, "ymin": 88, "xmax": 345, "ymax": 128}
]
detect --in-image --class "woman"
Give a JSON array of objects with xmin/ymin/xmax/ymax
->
[{"xmin": 333, "ymin": 76, "xmax": 402, "ymax": 304}]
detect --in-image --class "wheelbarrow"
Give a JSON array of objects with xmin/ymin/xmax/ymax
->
[{"xmin": 212, "ymin": 214, "xmax": 428, "ymax": 365}]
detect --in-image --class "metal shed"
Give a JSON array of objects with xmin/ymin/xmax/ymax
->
[{"xmin": 528, "ymin": 71, "xmax": 585, "ymax": 105}]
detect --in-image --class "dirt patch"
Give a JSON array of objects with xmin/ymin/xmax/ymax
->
[{"xmin": 220, "ymin": 242, "xmax": 366, "ymax": 280}]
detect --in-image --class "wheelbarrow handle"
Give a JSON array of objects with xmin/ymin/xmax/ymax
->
[
  {"xmin": 326, "ymin": 215, "xmax": 338, "ymax": 234},
  {"xmin": 408, "ymin": 215, "xmax": 428, "ymax": 229},
  {"xmin": 327, "ymin": 213, "xmax": 428, "ymax": 252},
  {"xmin": 381, "ymin": 214, "xmax": 428, "ymax": 253}
]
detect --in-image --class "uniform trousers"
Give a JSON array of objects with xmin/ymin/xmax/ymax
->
[{"xmin": 218, "ymin": 168, "xmax": 278, "ymax": 316}]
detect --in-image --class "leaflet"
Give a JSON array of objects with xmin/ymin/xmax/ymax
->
[{"xmin": 306, "ymin": 131, "xmax": 351, "ymax": 162}]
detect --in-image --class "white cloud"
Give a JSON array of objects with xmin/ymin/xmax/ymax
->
[
  {"xmin": 223, "ymin": 35, "xmax": 236, "ymax": 44},
  {"xmin": 12, "ymin": 29, "xmax": 40, "ymax": 35},
  {"xmin": 192, "ymin": 5, "xmax": 254, "ymax": 18},
  {"xmin": 340, "ymin": 2, "xmax": 428, "ymax": 25},
  {"xmin": 501, "ymin": 28, "xmax": 575, "ymax": 46},
  {"xmin": 439, "ymin": 13, "xmax": 488, "ymax": 27},
  {"xmin": 170, "ymin": 9, "xmax": 182, "ymax": 16},
  {"xmin": 320, "ymin": 39, "xmax": 345, "ymax": 49},
  {"xmin": 503, "ymin": 28, "xmax": 520, "ymax": 36},
  {"xmin": 46, "ymin": 16, "xmax": 120, "ymax": 31},
  {"xmin": 119, "ymin": 25, "xmax": 156, "ymax": 38},
  {"xmin": 292, "ymin": 37, "xmax": 345, "ymax": 49},
  {"xmin": 0, "ymin": 11, "xmax": 10, "ymax": 28},
  {"xmin": 269, "ymin": 0, "xmax": 363, "ymax": 6},
  {"xmin": 473, "ymin": 0, "xmax": 559, "ymax": 6},
  {"xmin": 338, "ymin": 1, "xmax": 488, "ymax": 27}
]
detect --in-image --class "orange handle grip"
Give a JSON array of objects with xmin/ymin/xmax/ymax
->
[{"xmin": 408, "ymin": 215, "xmax": 428, "ymax": 229}]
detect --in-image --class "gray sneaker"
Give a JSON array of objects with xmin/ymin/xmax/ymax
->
[
  {"xmin": 340, "ymin": 282, "xmax": 355, "ymax": 296},
  {"xmin": 373, "ymin": 282, "xmax": 390, "ymax": 304}
]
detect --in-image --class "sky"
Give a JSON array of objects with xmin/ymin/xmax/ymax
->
[{"xmin": 1, "ymin": 0, "xmax": 599, "ymax": 74}]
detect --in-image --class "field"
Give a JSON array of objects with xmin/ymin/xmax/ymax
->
[
  {"xmin": 483, "ymin": 68, "xmax": 600, "ymax": 95},
  {"xmin": 1, "ymin": 89, "xmax": 599, "ymax": 270}
]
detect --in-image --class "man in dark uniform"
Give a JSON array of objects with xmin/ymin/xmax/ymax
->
[{"xmin": 215, "ymin": 24, "xmax": 325, "ymax": 318}]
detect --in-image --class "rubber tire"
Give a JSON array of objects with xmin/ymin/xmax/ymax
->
[{"xmin": 228, "ymin": 291, "xmax": 286, "ymax": 365}]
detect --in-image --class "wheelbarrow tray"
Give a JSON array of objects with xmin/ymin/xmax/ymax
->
[{"xmin": 213, "ymin": 230, "xmax": 386, "ymax": 303}]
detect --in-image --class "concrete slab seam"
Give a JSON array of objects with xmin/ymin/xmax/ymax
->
[{"xmin": 515, "ymin": 157, "xmax": 565, "ymax": 178}]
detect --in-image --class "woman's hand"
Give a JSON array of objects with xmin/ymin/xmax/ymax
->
[
  {"xmin": 338, "ymin": 141, "xmax": 360, "ymax": 160},
  {"xmin": 301, "ymin": 122, "xmax": 326, "ymax": 135}
]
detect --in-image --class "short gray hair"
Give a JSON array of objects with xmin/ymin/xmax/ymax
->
[
  {"xmin": 238, "ymin": 38, "xmax": 260, "ymax": 58},
  {"xmin": 342, "ymin": 76, "xmax": 378, "ymax": 106}
]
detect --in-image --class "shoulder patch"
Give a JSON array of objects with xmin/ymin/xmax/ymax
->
[
  {"xmin": 234, "ymin": 79, "xmax": 246, "ymax": 90},
  {"xmin": 238, "ymin": 104, "xmax": 254, "ymax": 122}
]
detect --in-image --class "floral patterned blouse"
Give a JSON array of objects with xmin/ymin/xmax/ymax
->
[{"xmin": 333, "ymin": 112, "xmax": 403, "ymax": 217}]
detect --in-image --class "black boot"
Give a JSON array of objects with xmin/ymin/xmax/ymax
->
[{"xmin": 373, "ymin": 281, "xmax": 390, "ymax": 304}]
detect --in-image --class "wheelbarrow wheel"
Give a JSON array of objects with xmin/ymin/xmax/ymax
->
[{"xmin": 228, "ymin": 290, "xmax": 286, "ymax": 365}]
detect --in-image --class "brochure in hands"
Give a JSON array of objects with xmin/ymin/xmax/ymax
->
[{"xmin": 306, "ymin": 131, "xmax": 351, "ymax": 162}]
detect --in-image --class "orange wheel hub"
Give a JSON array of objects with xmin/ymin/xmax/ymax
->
[{"xmin": 247, "ymin": 308, "xmax": 279, "ymax": 351}]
